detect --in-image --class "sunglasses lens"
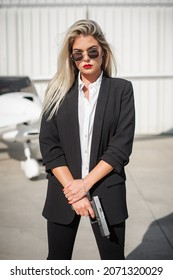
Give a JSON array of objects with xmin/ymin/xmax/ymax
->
[
  {"xmin": 71, "ymin": 49, "xmax": 99, "ymax": 61},
  {"xmin": 88, "ymin": 49, "xmax": 99, "ymax": 58},
  {"xmin": 71, "ymin": 52, "xmax": 83, "ymax": 62}
]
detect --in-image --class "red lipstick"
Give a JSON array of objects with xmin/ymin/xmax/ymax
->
[{"xmin": 83, "ymin": 64, "xmax": 92, "ymax": 69}]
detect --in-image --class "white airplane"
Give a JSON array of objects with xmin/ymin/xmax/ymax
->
[{"xmin": 0, "ymin": 76, "xmax": 43, "ymax": 179}]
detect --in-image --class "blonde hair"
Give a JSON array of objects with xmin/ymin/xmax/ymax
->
[{"xmin": 43, "ymin": 19, "xmax": 117, "ymax": 119}]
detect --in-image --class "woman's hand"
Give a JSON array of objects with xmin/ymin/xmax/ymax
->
[
  {"xmin": 71, "ymin": 196, "xmax": 95, "ymax": 219},
  {"xmin": 63, "ymin": 179, "xmax": 88, "ymax": 204},
  {"xmin": 63, "ymin": 161, "xmax": 113, "ymax": 204}
]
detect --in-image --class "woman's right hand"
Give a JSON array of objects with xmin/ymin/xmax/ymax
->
[{"xmin": 72, "ymin": 196, "xmax": 95, "ymax": 219}]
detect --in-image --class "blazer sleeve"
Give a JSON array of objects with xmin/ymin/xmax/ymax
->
[
  {"xmin": 39, "ymin": 114, "xmax": 67, "ymax": 173},
  {"xmin": 100, "ymin": 80, "xmax": 135, "ymax": 174}
]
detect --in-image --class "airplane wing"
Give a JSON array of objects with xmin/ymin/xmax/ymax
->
[{"xmin": 1, "ymin": 123, "xmax": 40, "ymax": 142}]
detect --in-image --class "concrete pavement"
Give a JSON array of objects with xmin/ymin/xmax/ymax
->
[{"xmin": 0, "ymin": 135, "xmax": 173, "ymax": 260}]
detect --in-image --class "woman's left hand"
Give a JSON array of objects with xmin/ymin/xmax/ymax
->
[{"xmin": 63, "ymin": 179, "xmax": 88, "ymax": 204}]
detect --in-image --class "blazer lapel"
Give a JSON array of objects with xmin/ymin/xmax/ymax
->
[
  {"xmin": 89, "ymin": 76, "xmax": 110, "ymax": 170},
  {"xmin": 67, "ymin": 80, "xmax": 82, "ymax": 177}
]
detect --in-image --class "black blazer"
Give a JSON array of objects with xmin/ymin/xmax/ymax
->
[{"xmin": 39, "ymin": 75, "xmax": 135, "ymax": 225}]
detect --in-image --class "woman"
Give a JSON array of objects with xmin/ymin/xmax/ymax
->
[{"xmin": 39, "ymin": 19, "xmax": 135, "ymax": 260}]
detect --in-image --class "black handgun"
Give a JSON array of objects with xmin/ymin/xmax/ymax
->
[{"xmin": 90, "ymin": 196, "xmax": 110, "ymax": 239}]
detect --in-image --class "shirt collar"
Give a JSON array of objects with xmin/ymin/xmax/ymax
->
[{"xmin": 78, "ymin": 71, "xmax": 103, "ymax": 91}]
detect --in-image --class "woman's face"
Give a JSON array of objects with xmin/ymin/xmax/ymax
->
[{"xmin": 72, "ymin": 35, "xmax": 104, "ymax": 81}]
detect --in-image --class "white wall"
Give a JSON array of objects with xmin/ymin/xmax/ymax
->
[
  {"xmin": 89, "ymin": 4, "xmax": 173, "ymax": 134},
  {"xmin": 0, "ymin": 1, "xmax": 173, "ymax": 134}
]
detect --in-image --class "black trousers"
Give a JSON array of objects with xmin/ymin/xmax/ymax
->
[{"xmin": 47, "ymin": 215, "xmax": 125, "ymax": 260}]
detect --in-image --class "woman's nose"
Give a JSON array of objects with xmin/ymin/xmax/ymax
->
[{"xmin": 83, "ymin": 51, "xmax": 90, "ymax": 61}]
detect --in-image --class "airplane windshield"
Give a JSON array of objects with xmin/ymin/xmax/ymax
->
[{"xmin": 0, "ymin": 77, "xmax": 37, "ymax": 95}]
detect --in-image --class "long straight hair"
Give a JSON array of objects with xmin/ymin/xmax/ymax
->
[{"xmin": 42, "ymin": 19, "xmax": 117, "ymax": 119}]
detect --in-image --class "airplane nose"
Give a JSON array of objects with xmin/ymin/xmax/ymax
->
[{"xmin": 23, "ymin": 95, "xmax": 42, "ymax": 124}]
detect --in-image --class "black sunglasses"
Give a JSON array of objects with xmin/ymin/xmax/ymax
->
[{"xmin": 71, "ymin": 49, "xmax": 99, "ymax": 62}]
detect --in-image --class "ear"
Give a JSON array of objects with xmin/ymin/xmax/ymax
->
[{"xmin": 101, "ymin": 49, "xmax": 105, "ymax": 57}]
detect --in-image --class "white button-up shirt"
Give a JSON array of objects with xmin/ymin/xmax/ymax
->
[{"xmin": 78, "ymin": 72, "xmax": 103, "ymax": 178}]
